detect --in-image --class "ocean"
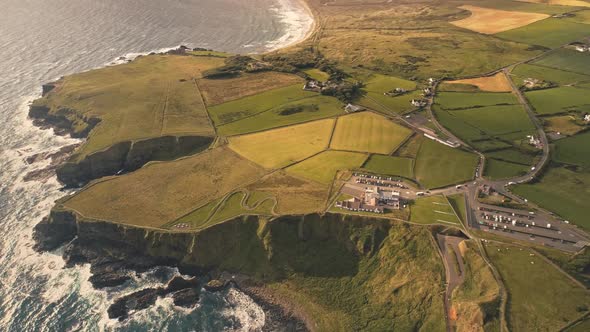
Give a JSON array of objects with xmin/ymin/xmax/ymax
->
[{"xmin": 0, "ymin": 0, "xmax": 312, "ymax": 330}]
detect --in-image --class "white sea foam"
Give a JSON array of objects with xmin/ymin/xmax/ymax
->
[{"xmin": 265, "ymin": 0, "xmax": 314, "ymax": 51}]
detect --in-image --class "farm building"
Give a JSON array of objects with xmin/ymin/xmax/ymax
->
[
  {"xmin": 411, "ymin": 99, "xmax": 428, "ymax": 108},
  {"xmin": 344, "ymin": 104, "xmax": 364, "ymax": 113}
]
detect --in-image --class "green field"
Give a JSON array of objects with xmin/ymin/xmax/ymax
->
[
  {"xmin": 362, "ymin": 155, "xmax": 415, "ymax": 179},
  {"xmin": 447, "ymin": 194, "xmax": 468, "ymax": 224},
  {"xmin": 486, "ymin": 244, "xmax": 590, "ymax": 332},
  {"xmin": 330, "ymin": 112, "xmax": 413, "ymax": 154},
  {"xmin": 286, "ymin": 151, "xmax": 367, "ymax": 185},
  {"xmin": 410, "ymin": 195, "xmax": 461, "ymax": 225},
  {"xmin": 435, "ymin": 92, "xmax": 517, "ymax": 110},
  {"xmin": 32, "ymin": 55, "xmax": 223, "ymax": 159},
  {"xmin": 359, "ymin": 90, "xmax": 423, "ymax": 115},
  {"xmin": 553, "ymin": 131, "xmax": 590, "ymax": 169},
  {"xmin": 495, "ymin": 18, "xmax": 590, "ymax": 48},
  {"xmin": 486, "ymin": 148, "xmax": 536, "ymax": 165},
  {"xmin": 207, "ymin": 191, "xmax": 274, "ymax": 225},
  {"xmin": 511, "ymin": 63, "xmax": 590, "ymax": 86},
  {"xmin": 435, "ymin": 105, "xmax": 536, "ymax": 149},
  {"xmin": 304, "ymin": 68, "xmax": 331, "ymax": 81},
  {"xmin": 207, "ymin": 84, "xmax": 316, "ymax": 125},
  {"xmin": 512, "ymin": 167, "xmax": 590, "ymax": 231},
  {"xmin": 415, "ymin": 139, "xmax": 478, "ymax": 188},
  {"xmin": 567, "ymin": 9, "xmax": 590, "ymax": 25},
  {"xmin": 533, "ymin": 48, "xmax": 590, "ymax": 75},
  {"xmin": 526, "ymin": 87, "xmax": 590, "ymax": 115},
  {"xmin": 484, "ymin": 158, "xmax": 530, "ymax": 180},
  {"xmin": 228, "ymin": 118, "xmax": 335, "ymax": 169},
  {"xmin": 217, "ymin": 95, "xmax": 344, "ymax": 136}
]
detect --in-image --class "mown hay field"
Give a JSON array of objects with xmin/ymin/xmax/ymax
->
[
  {"xmin": 287, "ymin": 151, "xmax": 368, "ymax": 185},
  {"xmin": 410, "ymin": 195, "xmax": 460, "ymax": 225},
  {"xmin": 207, "ymin": 84, "xmax": 316, "ymax": 125},
  {"xmin": 496, "ymin": 18, "xmax": 590, "ymax": 48},
  {"xmin": 445, "ymin": 73, "xmax": 512, "ymax": 92},
  {"xmin": 228, "ymin": 118, "xmax": 335, "ymax": 169},
  {"xmin": 247, "ymin": 171, "xmax": 330, "ymax": 215},
  {"xmin": 34, "ymin": 55, "xmax": 224, "ymax": 159},
  {"xmin": 414, "ymin": 139, "xmax": 478, "ymax": 189},
  {"xmin": 330, "ymin": 112, "xmax": 413, "ymax": 154},
  {"xmin": 362, "ymin": 155, "xmax": 415, "ymax": 179},
  {"xmin": 217, "ymin": 95, "xmax": 344, "ymax": 136},
  {"xmin": 525, "ymin": 87, "xmax": 590, "ymax": 115},
  {"xmin": 199, "ymin": 72, "xmax": 303, "ymax": 106},
  {"xmin": 451, "ymin": 5, "xmax": 549, "ymax": 34},
  {"xmin": 486, "ymin": 243, "xmax": 590, "ymax": 331},
  {"xmin": 64, "ymin": 146, "xmax": 267, "ymax": 228}
]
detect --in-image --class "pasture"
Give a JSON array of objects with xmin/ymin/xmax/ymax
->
[
  {"xmin": 207, "ymin": 84, "xmax": 316, "ymax": 125},
  {"xmin": 414, "ymin": 139, "xmax": 478, "ymax": 189},
  {"xmin": 304, "ymin": 68, "xmax": 330, "ymax": 82},
  {"xmin": 486, "ymin": 243, "xmax": 590, "ymax": 332},
  {"xmin": 486, "ymin": 148, "xmax": 536, "ymax": 165},
  {"xmin": 217, "ymin": 95, "xmax": 344, "ymax": 136},
  {"xmin": 435, "ymin": 92, "xmax": 517, "ymax": 110},
  {"xmin": 198, "ymin": 71, "xmax": 303, "ymax": 106},
  {"xmin": 286, "ymin": 151, "xmax": 368, "ymax": 185},
  {"xmin": 247, "ymin": 171, "xmax": 330, "ymax": 215},
  {"xmin": 362, "ymin": 155, "xmax": 415, "ymax": 179},
  {"xmin": 533, "ymin": 49, "xmax": 590, "ymax": 75},
  {"xmin": 496, "ymin": 18, "xmax": 590, "ymax": 48},
  {"xmin": 34, "ymin": 55, "xmax": 224, "ymax": 159},
  {"xmin": 451, "ymin": 5, "xmax": 548, "ymax": 34},
  {"xmin": 228, "ymin": 118, "xmax": 335, "ymax": 169},
  {"xmin": 410, "ymin": 195, "xmax": 461, "ymax": 225},
  {"xmin": 511, "ymin": 63, "xmax": 590, "ymax": 86},
  {"xmin": 444, "ymin": 73, "xmax": 511, "ymax": 92},
  {"xmin": 543, "ymin": 115, "xmax": 585, "ymax": 136},
  {"xmin": 553, "ymin": 131, "xmax": 590, "ymax": 169},
  {"xmin": 483, "ymin": 158, "xmax": 529, "ymax": 180},
  {"xmin": 525, "ymin": 87, "xmax": 590, "ymax": 115},
  {"xmin": 330, "ymin": 112, "xmax": 413, "ymax": 154},
  {"xmin": 63, "ymin": 147, "xmax": 267, "ymax": 228},
  {"xmin": 512, "ymin": 167, "xmax": 590, "ymax": 231},
  {"xmin": 359, "ymin": 90, "xmax": 423, "ymax": 115}
]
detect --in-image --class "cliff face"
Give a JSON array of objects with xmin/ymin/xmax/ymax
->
[{"xmin": 28, "ymin": 103, "xmax": 213, "ymax": 187}]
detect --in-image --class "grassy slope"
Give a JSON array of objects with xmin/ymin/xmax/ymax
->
[
  {"xmin": 486, "ymin": 243, "xmax": 590, "ymax": 332},
  {"xmin": 34, "ymin": 55, "xmax": 223, "ymax": 159},
  {"xmin": 266, "ymin": 218, "xmax": 446, "ymax": 331},
  {"xmin": 415, "ymin": 139, "xmax": 478, "ymax": 189},
  {"xmin": 447, "ymin": 193, "xmax": 467, "ymax": 224}
]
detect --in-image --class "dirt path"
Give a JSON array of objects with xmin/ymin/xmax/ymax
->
[{"xmin": 436, "ymin": 234, "xmax": 467, "ymax": 331}]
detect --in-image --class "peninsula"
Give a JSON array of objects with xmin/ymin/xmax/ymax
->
[{"xmin": 31, "ymin": 0, "xmax": 590, "ymax": 331}]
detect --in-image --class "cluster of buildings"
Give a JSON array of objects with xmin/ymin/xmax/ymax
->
[
  {"xmin": 302, "ymin": 79, "xmax": 344, "ymax": 93},
  {"xmin": 570, "ymin": 42, "xmax": 590, "ymax": 53},
  {"xmin": 527, "ymin": 135, "xmax": 543, "ymax": 149},
  {"xmin": 335, "ymin": 186, "xmax": 402, "ymax": 214}
]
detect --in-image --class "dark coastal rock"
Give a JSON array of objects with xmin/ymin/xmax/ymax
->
[
  {"xmin": 165, "ymin": 275, "xmax": 199, "ymax": 293},
  {"xmin": 108, "ymin": 287, "xmax": 162, "ymax": 321},
  {"xmin": 89, "ymin": 271, "xmax": 131, "ymax": 289},
  {"xmin": 41, "ymin": 83, "xmax": 56, "ymax": 96},
  {"xmin": 204, "ymin": 279, "xmax": 227, "ymax": 292},
  {"xmin": 23, "ymin": 144, "xmax": 81, "ymax": 182},
  {"xmin": 32, "ymin": 210, "xmax": 78, "ymax": 252},
  {"xmin": 171, "ymin": 288, "xmax": 200, "ymax": 308}
]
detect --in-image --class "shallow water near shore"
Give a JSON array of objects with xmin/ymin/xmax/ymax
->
[{"xmin": 0, "ymin": 0, "xmax": 311, "ymax": 330}]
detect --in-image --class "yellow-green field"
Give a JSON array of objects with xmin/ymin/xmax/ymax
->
[
  {"xmin": 286, "ymin": 151, "xmax": 367, "ymax": 185},
  {"xmin": 330, "ymin": 112, "xmax": 412, "ymax": 154},
  {"xmin": 410, "ymin": 195, "xmax": 461, "ymax": 225},
  {"xmin": 228, "ymin": 118, "xmax": 335, "ymax": 168},
  {"xmin": 63, "ymin": 147, "xmax": 267, "ymax": 228}
]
